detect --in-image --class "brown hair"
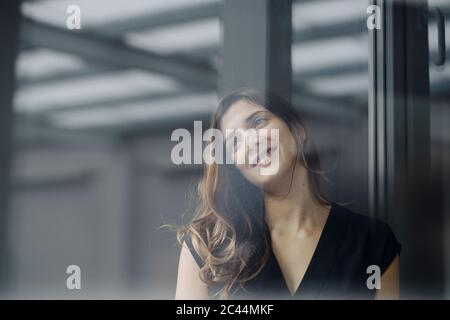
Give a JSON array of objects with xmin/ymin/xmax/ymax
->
[{"xmin": 177, "ymin": 89, "xmax": 331, "ymax": 299}]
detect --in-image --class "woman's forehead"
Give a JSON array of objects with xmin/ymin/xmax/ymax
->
[{"xmin": 220, "ymin": 100, "xmax": 266, "ymax": 130}]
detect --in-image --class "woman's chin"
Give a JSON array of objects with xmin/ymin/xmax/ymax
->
[{"xmin": 248, "ymin": 167, "xmax": 288, "ymax": 191}]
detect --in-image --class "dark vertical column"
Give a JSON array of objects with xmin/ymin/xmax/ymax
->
[
  {"xmin": 371, "ymin": 0, "xmax": 444, "ymax": 298},
  {"xmin": 0, "ymin": 1, "xmax": 21, "ymax": 296},
  {"xmin": 219, "ymin": 0, "xmax": 292, "ymax": 100},
  {"xmin": 402, "ymin": 0, "xmax": 444, "ymax": 299}
]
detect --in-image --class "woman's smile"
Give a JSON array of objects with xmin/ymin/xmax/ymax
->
[{"xmin": 249, "ymin": 145, "xmax": 276, "ymax": 169}]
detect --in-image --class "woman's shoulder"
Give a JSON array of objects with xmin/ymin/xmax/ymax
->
[
  {"xmin": 182, "ymin": 232, "xmax": 205, "ymax": 269},
  {"xmin": 331, "ymin": 202, "xmax": 401, "ymax": 273},
  {"xmin": 332, "ymin": 202, "xmax": 396, "ymax": 236}
]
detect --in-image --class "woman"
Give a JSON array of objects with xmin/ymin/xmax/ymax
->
[{"xmin": 175, "ymin": 89, "xmax": 401, "ymax": 300}]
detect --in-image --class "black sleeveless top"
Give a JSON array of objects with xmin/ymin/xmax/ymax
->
[{"xmin": 183, "ymin": 202, "xmax": 401, "ymax": 299}]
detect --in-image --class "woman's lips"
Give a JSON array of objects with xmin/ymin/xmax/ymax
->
[
  {"xmin": 258, "ymin": 156, "xmax": 271, "ymax": 168},
  {"xmin": 249, "ymin": 146, "xmax": 276, "ymax": 168}
]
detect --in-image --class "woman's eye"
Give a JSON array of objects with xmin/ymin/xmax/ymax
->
[{"xmin": 252, "ymin": 117, "xmax": 268, "ymax": 128}]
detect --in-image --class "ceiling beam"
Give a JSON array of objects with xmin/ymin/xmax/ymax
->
[
  {"xmin": 295, "ymin": 61, "xmax": 367, "ymax": 78},
  {"xmin": 293, "ymin": 18, "xmax": 365, "ymax": 43},
  {"xmin": 86, "ymin": 0, "xmax": 323, "ymax": 37},
  {"xmin": 20, "ymin": 17, "xmax": 217, "ymax": 90},
  {"xmin": 19, "ymin": 63, "xmax": 124, "ymax": 86},
  {"xmin": 34, "ymin": 88, "xmax": 207, "ymax": 115},
  {"xmin": 18, "ymin": 5, "xmax": 450, "ymax": 93},
  {"xmin": 94, "ymin": 2, "xmax": 221, "ymax": 37}
]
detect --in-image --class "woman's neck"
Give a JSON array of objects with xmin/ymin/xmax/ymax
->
[{"xmin": 264, "ymin": 162, "xmax": 329, "ymax": 237}]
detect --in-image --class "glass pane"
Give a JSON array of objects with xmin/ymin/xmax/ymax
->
[
  {"xmin": 10, "ymin": 0, "xmax": 222, "ymax": 298},
  {"xmin": 292, "ymin": 0, "xmax": 369, "ymax": 213}
]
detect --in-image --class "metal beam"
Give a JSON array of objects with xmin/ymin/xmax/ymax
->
[
  {"xmin": 16, "ymin": 89, "xmax": 359, "ymax": 140},
  {"xmin": 34, "ymin": 88, "xmax": 207, "ymax": 115},
  {"xmin": 94, "ymin": 2, "xmax": 221, "ymax": 37},
  {"xmin": 19, "ymin": 62, "xmax": 124, "ymax": 87},
  {"xmin": 39, "ymin": 86, "xmax": 347, "ymax": 118},
  {"xmin": 18, "ymin": 17, "xmax": 364, "ymax": 87},
  {"xmin": 89, "ymin": 0, "xmax": 328, "ymax": 38},
  {"xmin": 158, "ymin": 17, "xmax": 367, "ymax": 59},
  {"xmin": 295, "ymin": 61, "xmax": 367, "ymax": 79},
  {"xmin": 19, "ymin": 53, "xmax": 216, "ymax": 87},
  {"xmin": 293, "ymin": 18, "xmax": 365, "ymax": 43},
  {"xmin": 20, "ymin": 17, "xmax": 217, "ymax": 90}
]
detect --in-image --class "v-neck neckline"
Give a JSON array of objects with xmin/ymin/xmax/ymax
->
[{"xmin": 267, "ymin": 202, "xmax": 337, "ymax": 298}]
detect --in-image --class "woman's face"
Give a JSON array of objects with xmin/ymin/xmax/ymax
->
[{"xmin": 219, "ymin": 99, "xmax": 300, "ymax": 190}]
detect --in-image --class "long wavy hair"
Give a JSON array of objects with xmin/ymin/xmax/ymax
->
[{"xmin": 177, "ymin": 89, "xmax": 331, "ymax": 299}]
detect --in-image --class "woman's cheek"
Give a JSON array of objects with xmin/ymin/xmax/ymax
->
[{"xmin": 283, "ymin": 132, "xmax": 298, "ymax": 159}]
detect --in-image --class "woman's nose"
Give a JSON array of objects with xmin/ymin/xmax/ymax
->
[{"xmin": 246, "ymin": 135, "xmax": 260, "ymax": 164}]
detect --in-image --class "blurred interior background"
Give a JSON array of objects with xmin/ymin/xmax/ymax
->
[{"xmin": 0, "ymin": 0, "xmax": 449, "ymax": 299}]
